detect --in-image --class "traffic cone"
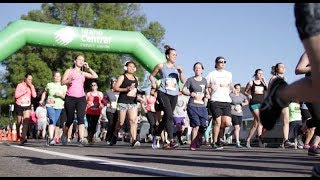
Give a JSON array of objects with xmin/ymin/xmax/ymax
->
[
  {"xmin": 0, "ymin": 130, "xmax": 3, "ymax": 140},
  {"xmin": 2, "ymin": 129, "xmax": 7, "ymax": 141},
  {"xmin": 7, "ymin": 125, "xmax": 12, "ymax": 141},
  {"xmin": 12, "ymin": 123, "xmax": 17, "ymax": 142}
]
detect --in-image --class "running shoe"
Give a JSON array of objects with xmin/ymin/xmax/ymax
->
[
  {"xmin": 61, "ymin": 135, "xmax": 68, "ymax": 146},
  {"xmin": 308, "ymin": 146, "xmax": 320, "ymax": 156},
  {"xmin": 152, "ymin": 136, "xmax": 158, "ymax": 149},
  {"xmin": 45, "ymin": 135, "xmax": 50, "ymax": 146},
  {"xmin": 163, "ymin": 143, "xmax": 171, "ymax": 149},
  {"xmin": 260, "ymin": 77, "xmax": 288, "ymax": 130},
  {"xmin": 304, "ymin": 144, "xmax": 311, "ymax": 149},
  {"xmin": 110, "ymin": 135, "xmax": 118, "ymax": 146},
  {"xmin": 211, "ymin": 142, "xmax": 223, "ymax": 150},
  {"xmin": 258, "ymin": 136, "xmax": 266, "ymax": 148},
  {"xmin": 245, "ymin": 141, "xmax": 251, "ymax": 148},
  {"xmin": 177, "ymin": 135, "xmax": 184, "ymax": 145},
  {"xmin": 169, "ymin": 141, "xmax": 179, "ymax": 149},
  {"xmin": 20, "ymin": 138, "xmax": 27, "ymax": 145},
  {"xmin": 131, "ymin": 140, "xmax": 141, "ymax": 148},
  {"xmin": 190, "ymin": 142, "xmax": 197, "ymax": 151},
  {"xmin": 283, "ymin": 140, "xmax": 295, "ymax": 148},
  {"xmin": 78, "ymin": 138, "xmax": 88, "ymax": 147},
  {"xmin": 49, "ymin": 138, "xmax": 56, "ymax": 146},
  {"xmin": 236, "ymin": 143, "xmax": 243, "ymax": 148},
  {"xmin": 54, "ymin": 137, "xmax": 60, "ymax": 144}
]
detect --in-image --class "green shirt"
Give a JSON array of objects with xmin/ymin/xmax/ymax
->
[
  {"xmin": 288, "ymin": 102, "xmax": 302, "ymax": 122},
  {"xmin": 45, "ymin": 82, "xmax": 67, "ymax": 109}
]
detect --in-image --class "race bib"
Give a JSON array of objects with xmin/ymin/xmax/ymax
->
[
  {"xmin": 193, "ymin": 92, "xmax": 204, "ymax": 104},
  {"xmin": 111, "ymin": 101, "xmax": 117, "ymax": 109},
  {"xmin": 150, "ymin": 104, "xmax": 155, "ymax": 112},
  {"xmin": 47, "ymin": 97, "xmax": 55, "ymax": 105},
  {"xmin": 21, "ymin": 97, "xmax": 31, "ymax": 107},
  {"xmin": 127, "ymin": 88, "xmax": 137, "ymax": 97},
  {"xmin": 165, "ymin": 78, "xmax": 177, "ymax": 91},
  {"xmin": 233, "ymin": 104, "xmax": 243, "ymax": 113},
  {"xmin": 254, "ymin": 86, "xmax": 264, "ymax": 94}
]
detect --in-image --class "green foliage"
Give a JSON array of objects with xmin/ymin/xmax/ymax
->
[
  {"xmin": 2, "ymin": 3, "xmax": 166, "ymax": 93},
  {"xmin": 0, "ymin": 116, "xmax": 11, "ymax": 129}
]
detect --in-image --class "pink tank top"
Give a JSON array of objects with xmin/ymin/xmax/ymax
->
[
  {"xmin": 145, "ymin": 96, "xmax": 156, "ymax": 112},
  {"xmin": 66, "ymin": 69, "xmax": 85, "ymax": 97}
]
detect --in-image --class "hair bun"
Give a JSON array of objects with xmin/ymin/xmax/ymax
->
[{"xmin": 164, "ymin": 45, "xmax": 171, "ymax": 50}]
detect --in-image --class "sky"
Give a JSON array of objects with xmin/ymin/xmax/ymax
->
[{"xmin": 0, "ymin": 3, "xmax": 305, "ymax": 86}]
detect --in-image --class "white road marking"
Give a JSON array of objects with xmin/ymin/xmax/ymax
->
[{"xmin": 1, "ymin": 142, "xmax": 199, "ymax": 177}]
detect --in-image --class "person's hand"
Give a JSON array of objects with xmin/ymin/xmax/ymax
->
[
  {"xmin": 55, "ymin": 91, "xmax": 62, "ymax": 97},
  {"xmin": 83, "ymin": 62, "xmax": 90, "ymax": 69},
  {"xmin": 177, "ymin": 65, "xmax": 183, "ymax": 74},
  {"xmin": 127, "ymin": 84, "xmax": 135, "ymax": 91}
]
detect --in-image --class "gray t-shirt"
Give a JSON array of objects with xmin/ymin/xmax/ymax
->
[
  {"xmin": 184, "ymin": 77, "xmax": 208, "ymax": 107},
  {"xmin": 104, "ymin": 90, "xmax": 119, "ymax": 113},
  {"xmin": 229, "ymin": 92, "xmax": 247, "ymax": 116}
]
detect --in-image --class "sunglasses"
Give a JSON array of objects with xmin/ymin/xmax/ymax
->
[{"xmin": 217, "ymin": 61, "xmax": 226, "ymax": 64}]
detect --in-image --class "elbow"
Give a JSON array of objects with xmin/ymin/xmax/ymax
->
[{"xmin": 295, "ymin": 69, "xmax": 303, "ymax": 75}]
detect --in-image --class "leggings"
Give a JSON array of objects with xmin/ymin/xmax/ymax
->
[
  {"xmin": 64, "ymin": 95, "xmax": 86, "ymax": 128},
  {"xmin": 146, "ymin": 111, "xmax": 157, "ymax": 136},
  {"xmin": 156, "ymin": 90, "xmax": 178, "ymax": 140},
  {"xmin": 86, "ymin": 114, "xmax": 99, "ymax": 137},
  {"xmin": 106, "ymin": 111, "xmax": 118, "ymax": 141}
]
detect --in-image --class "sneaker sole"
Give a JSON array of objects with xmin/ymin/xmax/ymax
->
[{"xmin": 308, "ymin": 152, "xmax": 320, "ymax": 156}]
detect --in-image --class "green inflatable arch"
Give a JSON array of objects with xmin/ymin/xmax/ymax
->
[{"xmin": 0, "ymin": 20, "xmax": 166, "ymax": 74}]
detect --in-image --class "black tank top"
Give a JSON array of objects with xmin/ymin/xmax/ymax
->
[
  {"xmin": 117, "ymin": 74, "xmax": 138, "ymax": 104},
  {"xmin": 250, "ymin": 80, "xmax": 267, "ymax": 105}
]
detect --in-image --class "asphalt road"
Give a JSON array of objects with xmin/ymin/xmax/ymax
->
[{"xmin": 0, "ymin": 139, "xmax": 318, "ymax": 177}]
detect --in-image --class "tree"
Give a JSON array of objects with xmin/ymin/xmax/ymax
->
[{"xmin": 2, "ymin": 3, "xmax": 166, "ymax": 95}]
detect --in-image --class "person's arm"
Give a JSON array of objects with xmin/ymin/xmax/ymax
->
[
  {"xmin": 61, "ymin": 68, "xmax": 72, "ymax": 85},
  {"xmin": 176, "ymin": 65, "xmax": 185, "ymax": 84},
  {"xmin": 14, "ymin": 83, "xmax": 27, "ymax": 99},
  {"xmin": 29, "ymin": 84, "xmax": 37, "ymax": 98},
  {"xmin": 295, "ymin": 52, "xmax": 311, "ymax": 75},
  {"xmin": 228, "ymin": 73, "xmax": 233, "ymax": 91},
  {"xmin": 149, "ymin": 64, "xmax": 163, "ymax": 88},
  {"xmin": 39, "ymin": 89, "xmax": 47, "ymax": 105},
  {"xmin": 243, "ymin": 81, "xmax": 252, "ymax": 100},
  {"xmin": 113, "ymin": 75, "xmax": 132, "ymax": 92},
  {"xmin": 182, "ymin": 86, "xmax": 195, "ymax": 97},
  {"xmin": 83, "ymin": 62, "xmax": 98, "ymax": 79},
  {"xmin": 261, "ymin": 77, "xmax": 268, "ymax": 89},
  {"xmin": 241, "ymin": 94, "xmax": 249, "ymax": 106},
  {"xmin": 98, "ymin": 91, "xmax": 104, "ymax": 109}
]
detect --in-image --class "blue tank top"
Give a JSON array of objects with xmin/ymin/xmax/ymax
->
[{"xmin": 158, "ymin": 63, "xmax": 179, "ymax": 96}]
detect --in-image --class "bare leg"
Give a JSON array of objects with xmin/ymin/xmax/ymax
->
[
  {"xmin": 212, "ymin": 117, "xmax": 221, "ymax": 144},
  {"xmin": 281, "ymin": 107, "xmax": 290, "ymax": 142}
]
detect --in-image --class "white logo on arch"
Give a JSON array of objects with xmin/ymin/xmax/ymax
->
[{"xmin": 54, "ymin": 27, "xmax": 77, "ymax": 46}]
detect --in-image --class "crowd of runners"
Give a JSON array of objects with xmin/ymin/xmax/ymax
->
[{"xmin": 7, "ymin": 3, "xmax": 320, "ymax": 177}]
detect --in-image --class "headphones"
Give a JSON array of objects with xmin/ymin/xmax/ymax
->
[{"xmin": 124, "ymin": 61, "xmax": 136, "ymax": 72}]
